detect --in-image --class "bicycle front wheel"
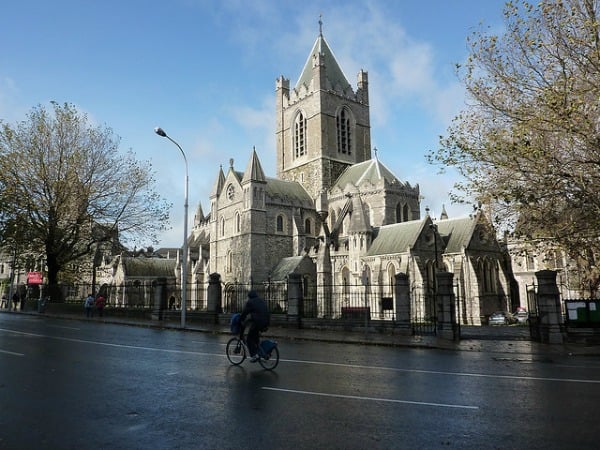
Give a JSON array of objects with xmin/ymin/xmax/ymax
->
[
  {"xmin": 226, "ymin": 337, "xmax": 246, "ymax": 365},
  {"xmin": 258, "ymin": 346, "xmax": 279, "ymax": 371}
]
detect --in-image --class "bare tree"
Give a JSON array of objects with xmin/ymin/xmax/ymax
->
[
  {"xmin": 430, "ymin": 0, "xmax": 600, "ymax": 291},
  {"xmin": 0, "ymin": 102, "xmax": 170, "ymax": 293}
]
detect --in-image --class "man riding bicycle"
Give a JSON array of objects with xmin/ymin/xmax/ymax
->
[{"xmin": 240, "ymin": 290, "xmax": 270, "ymax": 362}]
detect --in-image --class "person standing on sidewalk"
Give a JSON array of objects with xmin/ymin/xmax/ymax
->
[
  {"xmin": 95, "ymin": 294, "xmax": 106, "ymax": 317},
  {"xmin": 84, "ymin": 294, "xmax": 95, "ymax": 318},
  {"xmin": 12, "ymin": 292, "xmax": 19, "ymax": 311},
  {"xmin": 1, "ymin": 294, "xmax": 7, "ymax": 309}
]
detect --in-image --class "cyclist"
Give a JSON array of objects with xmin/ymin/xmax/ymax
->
[{"xmin": 240, "ymin": 290, "xmax": 270, "ymax": 362}]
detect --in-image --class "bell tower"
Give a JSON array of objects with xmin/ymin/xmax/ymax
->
[{"xmin": 275, "ymin": 22, "xmax": 371, "ymax": 200}]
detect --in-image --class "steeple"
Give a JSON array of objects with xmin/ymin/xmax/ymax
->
[
  {"xmin": 440, "ymin": 204, "xmax": 448, "ymax": 220},
  {"xmin": 275, "ymin": 21, "xmax": 372, "ymax": 199},
  {"xmin": 295, "ymin": 26, "xmax": 351, "ymax": 92},
  {"xmin": 210, "ymin": 165, "xmax": 226, "ymax": 198},
  {"xmin": 242, "ymin": 147, "xmax": 266, "ymax": 183},
  {"xmin": 194, "ymin": 202, "xmax": 205, "ymax": 226}
]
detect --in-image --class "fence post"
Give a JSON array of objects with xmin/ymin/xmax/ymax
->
[
  {"xmin": 436, "ymin": 271, "xmax": 457, "ymax": 341},
  {"xmin": 394, "ymin": 273, "xmax": 411, "ymax": 333},
  {"xmin": 287, "ymin": 273, "xmax": 303, "ymax": 328},
  {"xmin": 535, "ymin": 270, "xmax": 564, "ymax": 344},
  {"xmin": 207, "ymin": 272, "xmax": 222, "ymax": 324},
  {"xmin": 151, "ymin": 277, "xmax": 167, "ymax": 321}
]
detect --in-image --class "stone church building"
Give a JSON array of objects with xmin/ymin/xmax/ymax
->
[{"xmin": 185, "ymin": 27, "xmax": 512, "ymax": 325}]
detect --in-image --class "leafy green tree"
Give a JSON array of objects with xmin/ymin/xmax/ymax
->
[
  {"xmin": 430, "ymin": 0, "xmax": 600, "ymax": 291},
  {"xmin": 0, "ymin": 102, "xmax": 170, "ymax": 294}
]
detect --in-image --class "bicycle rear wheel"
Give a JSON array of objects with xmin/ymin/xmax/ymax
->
[
  {"xmin": 258, "ymin": 345, "xmax": 279, "ymax": 371},
  {"xmin": 226, "ymin": 337, "xmax": 246, "ymax": 365}
]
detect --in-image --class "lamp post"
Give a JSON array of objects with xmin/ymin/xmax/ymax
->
[{"xmin": 155, "ymin": 127, "xmax": 188, "ymax": 328}]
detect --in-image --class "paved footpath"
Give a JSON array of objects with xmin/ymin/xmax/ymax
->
[{"xmin": 3, "ymin": 308, "xmax": 600, "ymax": 358}]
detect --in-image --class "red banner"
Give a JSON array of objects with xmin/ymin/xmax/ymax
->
[{"xmin": 27, "ymin": 272, "xmax": 43, "ymax": 285}]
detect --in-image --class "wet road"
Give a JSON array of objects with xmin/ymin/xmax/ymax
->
[{"xmin": 1, "ymin": 313, "xmax": 600, "ymax": 449}]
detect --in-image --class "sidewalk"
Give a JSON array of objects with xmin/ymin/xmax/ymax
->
[{"xmin": 5, "ymin": 308, "xmax": 600, "ymax": 358}]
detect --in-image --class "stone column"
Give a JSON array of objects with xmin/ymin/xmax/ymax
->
[
  {"xmin": 207, "ymin": 272, "xmax": 222, "ymax": 324},
  {"xmin": 287, "ymin": 273, "xmax": 303, "ymax": 328},
  {"xmin": 436, "ymin": 272, "xmax": 457, "ymax": 341},
  {"xmin": 151, "ymin": 277, "xmax": 167, "ymax": 321},
  {"xmin": 535, "ymin": 270, "xmax": 564, "ymax": 344},
  {"xmin": 394, "ymin": 273, "xmax": 411, "ymax": 333}
]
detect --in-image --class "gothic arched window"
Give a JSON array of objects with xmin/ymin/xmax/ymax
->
[
  {"xmin": 396, "ymin": 203, "xmax": 402, "ymax": 223},
  {"xmin": 305, "ymin": 218, "xmax": 311, "ymax": 235},
  {"xmin": 403, "ymin": 204, "xmax": 409, "ymax": 221},
  {"xmin": 336, "ymin": 107, "xmax": 352, "ymax": 154},
  {"xmin": 294, "ymin": 112, "xmax": 306, "ymax": 158},
  {"xmin": 276, "ymin": 215, "xmax": 284, "ymax": 232},
  {"xmin": 235, "ymin": 212, "xmax": 241, "ymax": 233}
]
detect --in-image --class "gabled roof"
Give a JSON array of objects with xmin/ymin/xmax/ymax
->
[
  {"xmin": 265, "ymin": 177, "xmax": 313, "ymax": 206},
  {"xmin": 367, "ymin": 220, "xmax": 426, "ymax": 256},
  {"xmin": 269, "ymin": 255, "xmax": 316, "ymax": 282},
  {"xmin": 122, "ymin": 257, "xmax": 177, "ymax": 277},
  {"xmin": 295, "ymin": 33, "xmax": 351, "ymax": 91},
  {"xmin": 435, "ymin": 215, "xmax": 479, "ymax": 254},
  {"xmin": 333, "ymin": 158, "xmax": 404, "ymax": 191}
]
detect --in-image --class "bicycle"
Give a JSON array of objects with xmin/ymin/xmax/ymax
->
[{"xmin": 226, "ymin": 335, "xmax": 280, "ymax": 371}]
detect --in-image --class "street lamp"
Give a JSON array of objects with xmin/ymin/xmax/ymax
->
[{"xmin": 154, "ymin": 127, "xmax": 188, "ymax": 329}]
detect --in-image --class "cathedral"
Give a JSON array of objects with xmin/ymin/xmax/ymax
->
[{"xmin": 185, "ymin": 27, "xmax": 512, "ymax": 325}]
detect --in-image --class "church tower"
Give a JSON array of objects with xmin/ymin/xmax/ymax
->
[{"xmin": 275, "ymin": 21, "xmax": 371, "ymax": 200}]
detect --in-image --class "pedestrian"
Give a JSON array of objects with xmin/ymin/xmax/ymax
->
[
  {"xmin": 169, "ymin": 295, "xmax": 176, "ymax": 310},
  {"xmin": 12, "ymin": 292, "xmax": 19, "ymax": 311},
  {"xmin": 84, "ymin": 294, "xmax": 95, "ymax": 318},
  {"xmin": 1, "ymin": 293, "xmax": 7, "ymax": 309},
  {"xmin": 95, "ymin": 294, "xmax": 106, "ymax": 317},
  {"xmin": 240, "ymin": 290, "xmax": 271, "ymax": 362}
]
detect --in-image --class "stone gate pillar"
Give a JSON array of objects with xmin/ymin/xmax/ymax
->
[
  {"xmin": 436, "ymin": 272, "xmax": 458, "ymax": 341},
  {"xmin": 535, "ymin": 270, "xmax": 564, "ymax": 344},
  {"xmin": 287, "ymin": 273, "xmax": 303, "ymax": 328},
  {"xmin": 394, "ymin": 273, "xmax": 411, "ymax": 333},
  {"xmin": 151, "ymin": 277, "xmax": 167, "ymax": 321},
  {"xmin": 207, "ymin": 272, "xmax": 222, "ymax": 324}
]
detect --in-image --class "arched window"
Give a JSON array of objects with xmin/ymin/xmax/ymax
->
[
  {"xmin": 294, "ymin": 112, "xmax": 306, "ymax": 158},
  {"xmin": 221, "ymin": 217, "xmax": 225, "ymax": 236},
  {"xmin": 227, "ymin": 251, "xmax": 232, "ymax": 273},
  {"xmin": 305, "ymin": 218, "xmax": 311, "ymax": 235},
  {"xmin": 336, "ymin": 107, "xmax": 352, "ymax": 154},
  {"xmin": 403, "ymin": 204, "xmax": 409, "ymax": 221},
  {"xmin": 276, "ymin": 215, "xmax": 284, "ymax": 232},
  {"xmin": 235, "ymin": 212, "xmax": 241, "ymax": 233},
  {"xmin": 396, "ymin": 203, "xmax": 402, "ymax": 223}
]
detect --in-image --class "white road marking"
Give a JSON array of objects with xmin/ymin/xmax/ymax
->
[
  {"xmin": 279, "ymin": 358, "xmax": 600, "ymax": 384},
  {"xmin": 47, "ymin": 325, "xmax": 80, "ymax": 330},
  {"xmin": 0, "ymin": 348, "xmax": 24, "ymax": 356},
  {"xmin": 1, "ymin": 327, "xmax": 599, "ymax": 385},
  {"xmin": 262, "ymin": 387, "xmax": 479, "ymax": 409}
]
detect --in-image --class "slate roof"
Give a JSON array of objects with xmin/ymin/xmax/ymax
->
[
  {"xmin": 333, "ymin": 159, "xmax": 403, "ymax": 190},
  {"xmin": 435, "ymin": 216, "xmax": 478, "ymax": 254},
  {"xmin": 269, "ymin": 255, "xmax": 315, "ymax": 281},
  {"xmin": 122, "ymin": 257, "xmax": 177, "ymax": 278},
  {"xmin": 366, "ymin": 220, "xmax": 426, "ymax": 256},
  {"xmin": 265, "ymin": 177, "xmax": 313, "ymax": 206}
]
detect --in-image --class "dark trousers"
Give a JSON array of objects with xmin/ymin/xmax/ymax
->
[{"xmin": 246, "ymin": 322, "xmax": 261, "ymax": 356}]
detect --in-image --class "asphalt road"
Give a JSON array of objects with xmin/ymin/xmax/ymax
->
[{"xmin": 1, "ymin": 313, "xmax": 600, "ymax": 449}]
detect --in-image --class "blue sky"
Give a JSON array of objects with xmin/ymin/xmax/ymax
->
[{"xmin": 0, "ymin": 0, "xmax": 507, "ymax": 248}]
